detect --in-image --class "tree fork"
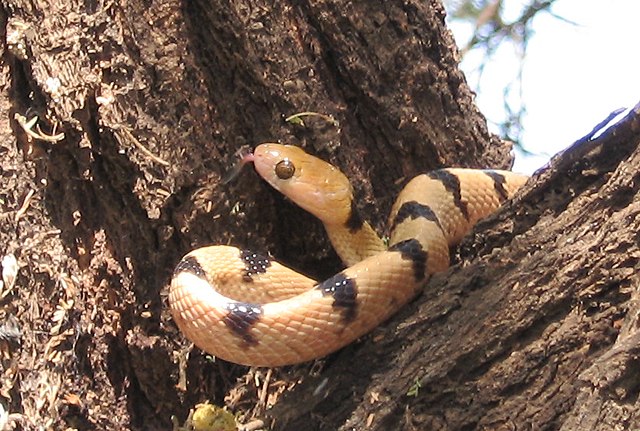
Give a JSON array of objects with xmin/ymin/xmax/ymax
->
[{"xmin": 2, "ymin": 0, "xmax": 637, "ymax": 429}]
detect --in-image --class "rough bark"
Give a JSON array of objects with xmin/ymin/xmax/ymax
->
[
  {"xmin": 0, "ymin": 0, "xmax": 637, "ymax": 430},
  {"xmin": 271, "ymin": 106, "xmax": 640, "ymax": 430}
]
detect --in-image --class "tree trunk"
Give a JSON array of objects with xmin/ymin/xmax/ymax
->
[{"xmin": 0, "ymin": 0, "xmax": 638, "ymax": 430}]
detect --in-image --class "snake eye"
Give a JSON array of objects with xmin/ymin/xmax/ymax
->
[{"xmin": 275, "ymin": 159, "xmax": 295, "ymax": 179}]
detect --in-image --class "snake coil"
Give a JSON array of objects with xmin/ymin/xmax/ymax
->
[{"xmin": 169, "ymin": 144, "xmax": 528, "ymax": 367}]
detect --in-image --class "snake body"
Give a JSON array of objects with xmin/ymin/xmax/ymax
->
[{"xmin": 169, "ymin": 144, "xmax": 528, "ymax": 367}]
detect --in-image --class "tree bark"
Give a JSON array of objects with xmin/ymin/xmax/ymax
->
[
  {"xmin": 270, "ymin": 106, "xmax": 640, "ymax": 430},
  {"xmin": 1, "ymin": 0, "xmax": 637, "ymax": 430}
]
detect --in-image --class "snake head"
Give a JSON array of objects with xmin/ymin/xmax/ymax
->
[{"xmin": 251, "ymin": 143, "xmax": 354, "ymax": 225}]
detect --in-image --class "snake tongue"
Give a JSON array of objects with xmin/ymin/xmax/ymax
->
[
  {"xmin": 241, "ymin": 151, "xmax": 255, "ymax": 164},
  {"xmin": 223, "ymin": 145, "xmax": 255, "ymax": 184}
]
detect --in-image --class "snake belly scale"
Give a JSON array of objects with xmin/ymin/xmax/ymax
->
[{"xmin": 169, "ymin": 144, "xmax": 528, "ymax": 367}]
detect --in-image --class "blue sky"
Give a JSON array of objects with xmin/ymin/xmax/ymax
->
[{"xmin": 448, "ymin": 1, "xmax": 639, "ymax": 173}]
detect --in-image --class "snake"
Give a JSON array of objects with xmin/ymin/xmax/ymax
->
[{"xmin": 168, "ymin": 144, "xmax": 528, "ymax": 367}]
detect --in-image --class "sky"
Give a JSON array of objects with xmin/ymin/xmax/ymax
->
[{"xmin": 447, "ymin": 1, "xmax": 640, "ymax": 173}]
